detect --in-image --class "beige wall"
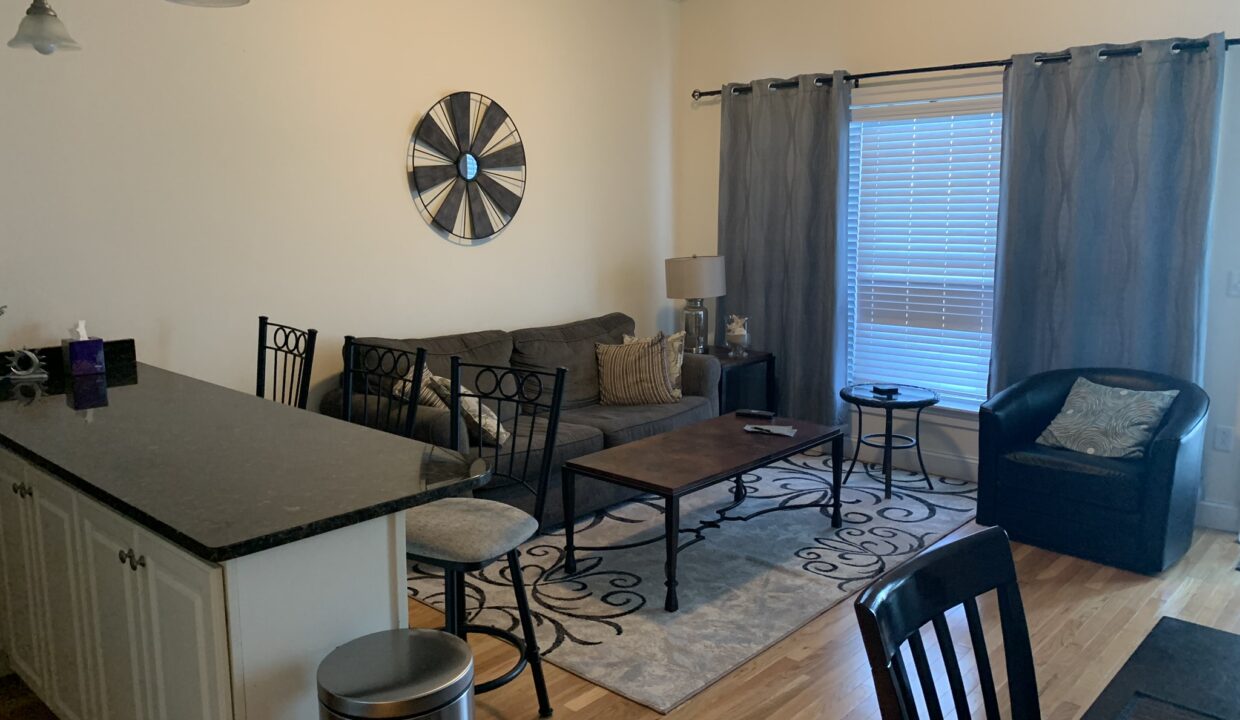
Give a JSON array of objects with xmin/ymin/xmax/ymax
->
[
  {"xmin": 673, "ymin": 0, "xmax": 1240, "ymax": 530},
  {"xmin": 0, "ymin": 0, "xmax": 679, "ymax": 400},
  {"xmin": 2, "ymin": 0, "xmax": 1237, "ymax": 528}
]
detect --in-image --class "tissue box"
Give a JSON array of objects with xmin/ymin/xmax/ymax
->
[
  {"xmin": 62, "ymin": 338, "xmax": 106, "ymax": 376},
  {"xmin": 66, "ymin": 373, "xmax": 109, "ymax": 410}
]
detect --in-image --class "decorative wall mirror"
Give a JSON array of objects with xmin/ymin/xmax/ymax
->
[{"xmin": 407, "ymin": 92, "xmax": 526, "ymax": 246}]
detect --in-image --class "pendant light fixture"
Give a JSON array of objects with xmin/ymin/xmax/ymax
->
[
  {"xmin": 7, "ymin": 0, "xmax": 79, "ymax": 55},
  {"xmin": 165, "ymin": 0, "xmax": 250, "ymax": 6}
]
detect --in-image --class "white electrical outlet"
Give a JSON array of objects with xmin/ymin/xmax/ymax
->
[{"xmin": 1213, "ymin": 426, "xmax": 1235, "ymax": 453}]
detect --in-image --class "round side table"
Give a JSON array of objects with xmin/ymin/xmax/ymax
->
[{"xmin": 839, "ymin": 384, "xmax": 940, "ymax": 498}]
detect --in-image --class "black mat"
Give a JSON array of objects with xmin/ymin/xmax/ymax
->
[{"xmin": 1084, "ymin": 617, "xmax": 1240, "ymax": 720}]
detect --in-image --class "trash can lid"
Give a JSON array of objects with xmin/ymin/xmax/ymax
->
[{"xmin": 318, "ymin": 629, "xmax": 474, "ymax": 719}]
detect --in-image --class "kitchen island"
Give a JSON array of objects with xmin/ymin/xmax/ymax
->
[{"xmin": 0, "ymin": 363, "xmax": 486, "ymax": 720}]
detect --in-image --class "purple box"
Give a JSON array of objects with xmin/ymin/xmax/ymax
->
[
  {"xmin": 62, "ymin": 337, "xmax": 106, "ymax": 376},
  {"xmin": 65, "ymin": 373, "xmax": 109, "ymax": 410}
]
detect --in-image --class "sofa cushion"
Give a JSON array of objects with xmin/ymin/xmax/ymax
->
[
  {"xmin": 510, "ymin": 312, "xmax": 635, "ymax": 409},
  {"xmin": 383, "ymin": 329, "xmax": 514, "ymax": 379},
  {"xmin": 478, "ymin": 418, "xmax": 604, "ymax": 490},
  {"xmin": 1000, "ymin": 444, "xmax": 1146, "ymax": 513},
  {"xmin": 561, "ymin": 395, "xmax": 713, "ymax": 447}
]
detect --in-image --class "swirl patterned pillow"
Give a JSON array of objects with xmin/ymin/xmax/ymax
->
[{"xmin": 1036, "ymin": 377, "xmax": 1179, "ymax": 459}]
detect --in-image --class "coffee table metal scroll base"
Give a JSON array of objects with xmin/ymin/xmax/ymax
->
[{"xmin": 561, "ymin": 417, "xmax": 844, "ymax": 614}]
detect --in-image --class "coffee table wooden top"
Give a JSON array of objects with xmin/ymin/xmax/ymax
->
[{"xmin": 563, "ymin": 413, "xmax": 843, "ymax": 497}]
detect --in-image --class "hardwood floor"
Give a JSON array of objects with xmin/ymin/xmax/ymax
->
[
  {"xmin": 410, "ymin": 525, "xmax": 1240, "ymax": 720},
  {"xmin": 1, "ymin": 526, "xmax": 1237, "ymax": 719}
]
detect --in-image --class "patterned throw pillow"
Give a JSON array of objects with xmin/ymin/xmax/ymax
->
[
  {"xmin": 394, "ymin": 367, "xmax": 509, "ymax": 446},
  {"xmin": 1036, "ymin": 377, "xmax": 1179, "ymax": 459},
  {"xmin": 428, "ymin": 375, "xmax": 511, "ymax": 447},
  {"xmin": 624, "ymin": 331, "xmax": 685, "ymax": 399},
  {"xmin": 597, "ymin": 337, "xmax": 678, "ymax": 406}
]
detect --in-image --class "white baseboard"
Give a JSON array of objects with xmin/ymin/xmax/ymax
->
[
  {"xmin": 849, "ymin": 440, "xmax": 979, "ymax": 484},
  {"xmin": 1196, "ymin": 500, "xmax": 1240, "ymax": 533}
]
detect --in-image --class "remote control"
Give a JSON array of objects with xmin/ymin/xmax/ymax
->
[{"xmin": 736, "ymin": 409, "xmax": 775, "ymax": 419}]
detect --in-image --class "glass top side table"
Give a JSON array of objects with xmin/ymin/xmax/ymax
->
[{"xmin": 839, "ymin": 384, "xmax": 940, "ymax": 498}]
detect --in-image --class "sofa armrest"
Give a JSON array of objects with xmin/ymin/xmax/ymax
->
[
  {"xmin": 319, "ymin": 387, "xmax": 466, "ymax": 450},
  {"xmin": 1139, "ymin": 391, "xmax": 1208, "ymax": 572},
  {"xmin": 682, "ymin": 353, "xmax": 721, "ymax": 414},
  {"xmin": 977, "ymin": 371, "xmax": 1076, "ymax": 524}
]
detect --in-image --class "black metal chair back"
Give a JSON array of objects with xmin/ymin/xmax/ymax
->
[
  {"xmin": 854, "ymin": 526, "xmax": 1040, "ymax": 720},
  {"xmin": 341, "ymin": 336, "xmax": 427, "ymax": 440},
  {"xmin": 256, "ymin": 316, "xmax": 318, "ymax": 410},
  {"xmin": 448, "ymin": 357, "xmax": 567, "ymax": 527}
]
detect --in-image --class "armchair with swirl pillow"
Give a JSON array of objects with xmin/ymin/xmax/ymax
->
[{"xmin": 978, "ymin": 368, "xmax": 1209, "ymax": 574}]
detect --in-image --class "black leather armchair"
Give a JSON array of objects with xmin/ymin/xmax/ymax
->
[{"xmin": 978, "ymin": 368, "xmax": 1208, "ymax": 574}]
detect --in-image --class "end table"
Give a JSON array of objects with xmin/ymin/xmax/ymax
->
[
  {"xmin": 705, "ymin": 347, "xmax": 776, "ymax": 415},
  {"xmin": 839, "ymin": 384, "xmax": 939, "ymax": 498}
]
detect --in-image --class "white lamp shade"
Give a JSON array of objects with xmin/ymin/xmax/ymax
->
[
  {"xmin": 665, "ymin": 255, "xmax": 726, "ymax": 299},
  {"xmin": 8, "ymin": 12, "xmax": 79, "ymax": 54}
]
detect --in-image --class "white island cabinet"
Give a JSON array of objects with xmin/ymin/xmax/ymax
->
[
  {"xmin": 0, "ymin": 364, "xmax": 485, "ymax": 720},
  {"xmin": 1, "ymin": 450, "xmax": 231, "ymax": 720}
]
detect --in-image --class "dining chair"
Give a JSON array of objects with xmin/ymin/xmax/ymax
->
[
  {"xmin": 340, "ymin": 336, "xmax": 426, "ymax": 437},
  {"xmin": 255, "ymin": 315, "xmax": 318, "ymax": 410},
  {"xmin": 404, "ymin": 356, "xmax": 567, "ymax": 718},
  {"xmin": 854, "ymin": 526, "xmax": 1041, "ymax": 720}
]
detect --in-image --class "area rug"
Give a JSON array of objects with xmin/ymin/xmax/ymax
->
[{"xmin": 408, "ymin": 454, "xmax": 977, "ymax": 713}]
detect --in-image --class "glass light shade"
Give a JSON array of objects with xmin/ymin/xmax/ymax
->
[
  {"xmin": 8, "ymin": 12, "xmax": 79, "ymax": 55},
  {"xmin": 165, "ymin": 0, "xmax": 250, "ymax": 6}
]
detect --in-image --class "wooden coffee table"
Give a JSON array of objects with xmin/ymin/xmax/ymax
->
[{"xmin": 561, "ymin": 412, "xmax": 844, "ymax": 612}]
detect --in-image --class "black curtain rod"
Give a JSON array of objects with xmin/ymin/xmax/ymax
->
[{"xmin": 690, "ymin": 37, "xmax": 1238, "ymax": 100}]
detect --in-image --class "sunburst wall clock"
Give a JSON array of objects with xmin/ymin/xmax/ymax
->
[{"xmin": 407, "ymin": 92, "xmax": 526, "ymax": 246}]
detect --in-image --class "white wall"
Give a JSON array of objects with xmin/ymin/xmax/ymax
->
[
  {"xmin": 673, "ymin": 0, "xmax": 1240, "ymax": 530},
  {"xmin": 0, "ymin": 0, "xmax": 680, "ymax": 402}
]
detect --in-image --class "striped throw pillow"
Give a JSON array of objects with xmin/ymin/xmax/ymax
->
[{"xmin": 596, "ymin": 337, "xmax": 678, "ymax": 406}]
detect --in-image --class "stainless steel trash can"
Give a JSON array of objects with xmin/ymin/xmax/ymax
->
[{"xmin": 318, "ymin": 628, "xmax": 474, "ymax": 720}]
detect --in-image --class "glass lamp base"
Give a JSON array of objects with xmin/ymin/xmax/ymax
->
[{"xmin": 683, "ymin": 299, "xmax": 708, "ymax": 353}]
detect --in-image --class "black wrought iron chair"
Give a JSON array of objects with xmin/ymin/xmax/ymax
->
[
  {"xmin": 255, "ymin": 315, "xmax": 318, "ymax": 410},
  {"xmin": 854, "ymin": 526, "xmax": 1040, "ymax": 720},
  {"xmin": 404, "ymin": 357, "xmax": 567, "ymax": 718},
  {"xmin": 339, "ymin": 336, "xmax": 427, "ymax": 437}
]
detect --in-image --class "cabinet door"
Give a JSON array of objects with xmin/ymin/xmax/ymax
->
[
  {"xmin": 79, "ymin": 500, "xmax": 147, "ymax": 720},
  {"xmin": 29, "ymin": 470, "xmax": 93, "ymax": 720},
  {"xmin": 0, "ymin": 458, "xmax": 43, "ymax": 691},
  {"xmin": 136, "ymin": 529, "xmax": 231, "ymax": 720}
]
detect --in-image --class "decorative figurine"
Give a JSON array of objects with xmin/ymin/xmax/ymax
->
[{"xmin": 725, "ymin": 314, "xmax": 750, "ymax": 358}]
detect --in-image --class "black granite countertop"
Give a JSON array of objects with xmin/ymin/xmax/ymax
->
[{"xmin": 0, "ymin": 363, "xmax": 488, "ymax": 562}]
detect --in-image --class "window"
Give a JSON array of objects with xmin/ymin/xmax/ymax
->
[{"xmin": 846, "ymin": 81, "xmax": 1002, "ymax": 411}]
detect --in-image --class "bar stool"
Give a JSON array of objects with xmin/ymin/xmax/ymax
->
[
  {"xmin": 318, "ymin": 629, "xmax": 474, "ymax": 720},
  {"xmin": 405, "ymin": 358, "xmax": 568, "ymax": 718},
  {"xmin": 256, "ymin": 315, "xmax": 318, "ymax": 409}
]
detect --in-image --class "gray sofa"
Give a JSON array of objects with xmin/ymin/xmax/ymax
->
[{"xmin": 320, "ymin": 312, "xmax": 721, "ymax": 527}]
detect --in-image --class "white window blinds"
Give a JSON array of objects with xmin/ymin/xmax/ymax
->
[{"xmin": 846, "ymin": 78, "xmax": 1002, "ymax": 411}]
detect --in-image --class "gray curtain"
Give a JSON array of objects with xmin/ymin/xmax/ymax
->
[
  {"xmin": 716, "ymin": 72, "xmax": 850, "ymax": 425},
  {"xmin": 989, "ymin": 35, "xmax": 1226, "ymax": 393}
]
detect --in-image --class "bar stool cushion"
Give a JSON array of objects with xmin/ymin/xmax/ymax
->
[{"xmin": 406, "ymin": 497, "xmax": 538, "ymax": 564}]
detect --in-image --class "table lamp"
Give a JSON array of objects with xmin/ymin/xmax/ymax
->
[{"xmin": 665, "ymin": 255, "xmax": 726, "ymax": 354}]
